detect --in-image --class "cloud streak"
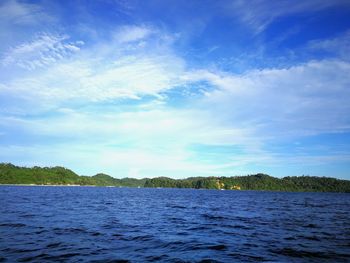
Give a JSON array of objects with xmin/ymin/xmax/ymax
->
[
  {"xmin": 307, "ymin": 30, "xmax": 350, "ymax": 60},
  {"xmin": 1, "ymin": 33, "xmax": 83, "ymax": 70},
  {"xmin": 114, "ymin": 25, "xmax": 154, "ymax": 43},
  {"xmin": 229, "ymin": 0, "xmax": 350, "ymax": 33},
  {"xmin": 0, "ymin": 25, "xmax": 187, "ymax": 114},
  {"xmin": 189, "ymin": 60, "xmax": 350, "ymax": 137},
  {"xmin": 0, "ymin": 0, "xmax": 53, "ymax": 25}
]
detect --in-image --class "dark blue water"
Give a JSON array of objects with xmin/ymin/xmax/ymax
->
[{"xmin": 0, "ymin": 186, "xmax": 349, "ymax": 262}]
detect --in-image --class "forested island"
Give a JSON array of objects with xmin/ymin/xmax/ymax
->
[{"xmin": 0, "ymin": 163, "xmax": 349, "ymax": 192}]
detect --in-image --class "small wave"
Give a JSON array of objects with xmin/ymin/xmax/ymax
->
[
  {"xmin": 232, "ymin": 224, "xmax": 253, "ymax": 230},
  {"xmin": 298, "ymin": 235, "xmax": 321, "ymax": 241},
  {"xmin": 69, "ymin": 227, "xmax": 87, "ymax": 233},
  {"xmin": 55, "ymin": 253, "xmax": 81, "ymax": 259},
  {"xmin": 269, "ymin": 247, "xmax": 348, "ymax": 259},
  {"xmin": 0, "ymin": 223, "xmax": 26, "ymax": 228},
  {"xmin": 167, "ymin": 204, "xmax": 186, "ymax": 209},
  {"xmin": 197, "ymin": 258, "xmax": 221, "ymax": 263},
  {"xmin": 21, "ymin": 252, "xmax": 82, "ymax": 261},
  {"xmin": 52, "ymin": 227, "xmax": 88, "ymax": 236},
  {"xmin": 284, "ymin": 236, "xmax": 296, "ymax": 241},
  {"xmin": 101, "ymin": 220, "xmax": 120, "ymax": 229},
  {"xmin": 169, "ymin": 217, "xmax": 187, "ymax": 224},
  {"xmin": 228, "ymin": 252, "xmax": 266, "ymax": 262},
  {"xmin": 131, "ymin": 234, "xmax": 154, "ymax": 241},
  {"xmin": 88, "ymin": 248, "xmax": 109, "ymax": 255},
  {"xmin": 19, "ymin": 214, "xmax": 35, "ymax": 218},
  {"xmin": 242, "ymin": 243, "xmax": 259, "ymax": 248},
  {"xmin": 18, "ymin": 252, "xmax": 71, "ymax": 262},
  {"xmin": 18, "ymin": 255, "xmax": 45, "ymax": 262},
  {"xmin": 35, "ymin": 229, "xmax": 48, "ymax": 234},
  {"xmin": 46, "ymin": 242, "xmax": 63, "ymax": 248},
  {"xmin": 145, "ymin": 254, "xmax": 169, "ymax": 261},
  {"xmin": 160, "ymin": 240, "xmax": 186, "ymax": 249},
  {"xmin": 90, "ymin": 259, "xmax": 130, "ymax": 263},
  {"xmin": 186, "ymin": 226, "xmax": 207, "ymax": 231},
  {"xmin": 1, "ymin": 247, "xmax": 41, "ymax": 253},
  {"xmin": 202, "ymin": 214, "xmax": 226, "ymax": 220},
  {"xmin": 303, "ymin": 223, "xmax": 317, "ymax": 228},
  {"xmin": 206, "ymin": 244, "xmax": 227, "ymax": 251}
]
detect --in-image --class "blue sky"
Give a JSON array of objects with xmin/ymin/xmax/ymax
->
[{"xmin": 1, "ymin": 0, "xmax": 350, "ymax": 179}]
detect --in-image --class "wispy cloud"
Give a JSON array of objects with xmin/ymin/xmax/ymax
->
[
  {"xmin": 307, "ymin": 30, "xmax": 350, "ymax": 60},
  {"xmin": 0, "ymin": 0, "xmax": 54, "ymax": 25},
  {"xmin": 0, "ymin": 23, "xmax": 189, "ymax": 115},
  {"xmin": 186, "ymin": 59, "xmax": 350, "ymax": 137},
  {"xmin": 0, "ymin": 53, "xmax": 185, "ymax": 113},
  {"xmin": 229, "ymin": 0, "xmax": 350, "ymax": 33},
  {"xmin": 113, "ymin": 25, "xmax": 154, "ymax": 43},
  {"xmin": 1, "ymin": 33, "xmax": 84, "ymax": 70}
]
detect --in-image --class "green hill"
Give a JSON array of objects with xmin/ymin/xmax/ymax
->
[
  {"xmin": 0, "ymin": 163, "xmax": 80, "ymax": 185},
  {"xmin": 0, "ymin": 163, "xmax": 349, "ymax": 192},
  {"xmin": 0, "ymin": 163, "xmax": 145, "ymax": 187},
  {"xmin": 144, "ymin": 173, "xmax": 350, "ymax": 192}
]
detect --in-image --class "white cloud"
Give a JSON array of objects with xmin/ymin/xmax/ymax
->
[
  {"xmin": 114, "ymin": 25, "xmax": 153, "ymax": 43},
  {"xmin": 308, "ymin": 30, "xmax": 350, "ymax": 60},
  {"xmin": 186, "ymin": 59, "xmax": 350, "ymax": 137},
  {"xmin": 0, "ymin": 53, "xmax": 185, "ymax": 113},
  {"xmin": 0, "ymin": 106, "xmax": 253, "ymax": 148},
  {"xmin": 1, "ymin": 33, "xmax": 83, "ymax": 70},
  {"xmin": 0, "ymin": 0, "xmax": 53, "ymax": 25},
  {"xmin": 0, "ymin": 100, "xmax": 264, "ymax": 178},
  {"xmin": 0, "ymin": 142, "xmax": 237, "ymax": 178},
  {"xmin": 2, "ymin": 104, "xmax": 349, "ymax": 178},
  {"xmin": 0, "ymin": 26, "xmax": 186, "ymax": 114}
]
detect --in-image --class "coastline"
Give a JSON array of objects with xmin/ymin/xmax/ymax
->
[
  {"xmin": 0, "ymin": 184, "xmax": 115, "ymax": 187},
  {"xmin": 1, "ymin": 184, "xmax": 349, "ymax": 193}
]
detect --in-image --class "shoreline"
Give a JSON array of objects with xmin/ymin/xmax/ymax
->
[
  {"xmin": 0, "ymin": 184, "xmax": 117, "ymax": 187},
  {"xmin": 1, "ymin": 184, "xmax": 349, "ymax": 193}
]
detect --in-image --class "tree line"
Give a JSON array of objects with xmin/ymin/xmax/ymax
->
[
  {"xmin": 144, "ymin": 174, "xmax": 350, "ymax": 192},
  {"xmin": 0, "ymin": 163, "xmax": 146, "ymax": 187},
  {"xmin": 1, "ymin": 163, "xmax": 349, "ymax": 192}
]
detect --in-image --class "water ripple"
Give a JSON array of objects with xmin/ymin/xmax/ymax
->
[{"xmin": 0, "ymin": 186, "xmax": 349, "ymax": 262}]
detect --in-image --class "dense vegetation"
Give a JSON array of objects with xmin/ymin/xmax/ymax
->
[
  {"xmin": 0, "ymin": 163, "xmax": 146, "ymax": 187},
  {"xmin": 1, "ymin": 163, "xmax": 349, "ymax": 192},
  {"xmin": 144, "ymin": 174, "xmax": 350, "ymax": 192}
]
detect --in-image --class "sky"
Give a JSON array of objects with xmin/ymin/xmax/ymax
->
[{"xmin": 1, "ymin": 0, "xmax": 350, "ymax": 179}]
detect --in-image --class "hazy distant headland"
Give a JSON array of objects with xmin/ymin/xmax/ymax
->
[{"xmin": 0, "ymin": 163, "xmax": 349, "ymax": 193}]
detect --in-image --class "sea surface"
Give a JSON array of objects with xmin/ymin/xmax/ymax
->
[{"xmin": 0, "ymin": 186, "xmax": 349, "ymax": 262}]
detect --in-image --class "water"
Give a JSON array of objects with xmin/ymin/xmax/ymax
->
[{"xmin": 0, "ymin": 186, "xmax": 349, "ymax": 262}]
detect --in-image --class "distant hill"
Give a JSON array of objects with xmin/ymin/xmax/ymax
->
[
  {"xmin": 144, "ymin": 174, "xmax": 350, "ymax": 192},
  {"xmin": 0, "ymin": 163, "xmax": 145, "ymax": 187},
  {"xmin": 0, "ymin": 163, "xmax": 349, "ymax": 192}
]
